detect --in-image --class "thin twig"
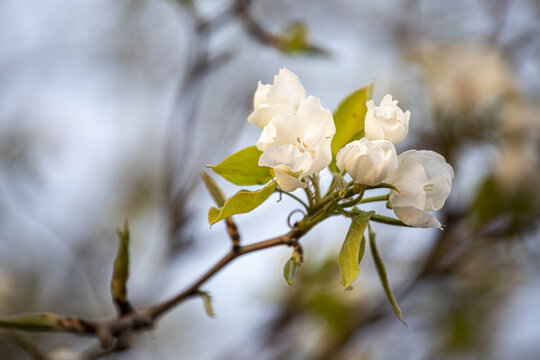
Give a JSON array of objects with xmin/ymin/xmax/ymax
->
[
  {"xmin": 147, "ymin": 227, "xmax": 304, "ymax": 318},
  {"xmin": 360, "ymin": 194, "xmax": 389, "ymax": 204},
  {"xmin": 279, "ymin": 190, "xmax": 309, "ymax": 211}
]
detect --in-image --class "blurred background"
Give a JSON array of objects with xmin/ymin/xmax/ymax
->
[{"xmin": 0, "ymin": 0, "xmax": 539, "ymax": 359}]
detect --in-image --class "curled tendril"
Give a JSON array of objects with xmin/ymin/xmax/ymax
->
[{"xmin": 287, "ymin": 208, "xmax": 306, "ymax": 228}]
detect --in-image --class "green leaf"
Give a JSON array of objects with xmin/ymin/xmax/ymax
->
[
  {"xmin": 330, "ymin": 84, "xmax": 374, "ymax": 172},
  {"xmin": 305, "ymin": 293, "xmax": 351, "ymax": 334},
  {"xmin": 283, "ymin": 258, "xmax": 300, "ymax": 286},
  {"xmin": 208, "ymin": 181, "xmax": 277, "ymax": 225},
  {"xmin": 368, "ymin": 227, "xmax": 407, "ymax": 327},
  {"xmin": 111, "ymin": 220, "xmax": 132, "ymax": 315},
  {"xmin": 338, "ymin": 211, "xmax": 374, "ymax": 289},
  {"xmin": 198, "ymin": 291, "xmax": 215, "ymax": 318},
  {"xmin": 277, "ymin": 21, "xmax": 329, "ymax": 56},
  {"xmin": 200, "ymin": 171, "xmax": 227, "ymax": 207},
  {"xmin": 207, "ymin": 146, "xmax": 273, "ymax": 186},
  {"xmin": 0, "ymin": 313, "xmax": 64, "ymax": 331},
  {"xmin": 280, "ymin": 21, "xmax": 309, "ymax": 52},
  {"xmin": 283, "ymin": 247, "xmax": 303, "ymax": 286}
]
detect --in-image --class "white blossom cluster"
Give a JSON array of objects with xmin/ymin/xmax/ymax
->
[{"xmin": 248, "ymin": 68, "xmax": 453, "ymax": 228}]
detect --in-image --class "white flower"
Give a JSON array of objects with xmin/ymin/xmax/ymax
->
[
  {"xmin": 247, "ymin": 67, "xmax": 306, "ymax": 130},
  {"xmin": 386, "ymin": 150, "xmax": 454, "ymax": 228},
  {"xmin": 365, "ymin": 94, "xmax": 410, "ymax": 144},
  {"xmin": 257, "ymin": 96, "xmax": 336, "ymax": 191},
  {"xmin": 336, "ymin": 138, "xmax": 398, "ymax": 186}
]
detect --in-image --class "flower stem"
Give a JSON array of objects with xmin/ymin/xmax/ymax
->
[
  {"xmin": 279, "ymin": 190, "xmax": 309, "ymax": 211},
  {"xmin": 367, "ymin": 183, "xmax": 403, "ymax": 195},
  {"xmin": 303, "ymin": 185, "xmax": 314, "ymax": 209},
  {"xmin": 360, "ymin": 194, "xmax": 389, "ymax": 204},
  {"xmin": 311, "ymin": 174, "xmax": 321, "ymax": 203}
]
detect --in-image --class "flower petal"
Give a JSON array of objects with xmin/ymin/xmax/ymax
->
[
  {"xmin": 256, "ymin": 123, "xmax": 277, "ymax": 152},
  {"xmin": 275, "ymin": 169, "xmax": 307, "ymax": 191},
  {"xmin": 270, "ymin": 112, "xmax": 307, "ymax": 146},
  {"xmin": 297, "ymin": 96, "xmax": 336, "ymax": 147},
  {"xmin": 253, "ymin": 81, "xmax": 272, "ymax": 109},
  {"xmin": 387, "ymin": 162, "xmax": 428, "ymax": 209},
  {"xmin": 266, "ymin": 68, "xmax": 306, "ymax": 110},
  {"xmin": 258, "ymin": 144, "xmax": 311, "ymax": 174},
  {"xmin": 247, "ymin": 105, "xmax": 290, "ymax": 130},
  {"xmin": 306, "ymin": 138, "xmax": 332, "ymax": 174},
  {"xmin": 393, "ymin": 206, "xmax": 442, "ymax": 228}
]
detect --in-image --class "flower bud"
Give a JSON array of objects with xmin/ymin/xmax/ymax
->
[
  {"xmin": 336, "ymin": 138, "xmax": 398, "ymax": 186},
  {"xmin": 365, "ymin": 94, "xmax": 410, "ymax": 144},
  {"xmin": 386, "ymin": 150, "xmax": 454, "ymax": 228}
]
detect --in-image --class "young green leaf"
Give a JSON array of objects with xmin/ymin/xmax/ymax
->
[
  {"xmin": 368, "ymin": 227, "xmax": 407, "ymax": 327},
  {"xmin": 197, "ymin": 291, "xmax": 215, "ymax": 318},
  {"xmin": 207, "ymin": 146, "xmax": 273, "ymax": 186},
  {"xmin": 330, "ymin": 83, "xmax": 374, "ymax": 172},
  {"xmin": 0, "ymin": 313, "xmax": 64, "ymax": 331},
  {"xmin": 200, "ymin": 171, "xmax": 227, "ymax": 207},
  {"xmin": 338, "ymin": 211, "xmax": 374, "ymax": 289},
  {"xmin": 111, "ymin": 221, "xmax": 132, "ymax": 315},
  {"xmin": 208, "ymin": 181, "xmax": 277, "ymax": 225},
  {"xmin": 279, "ymin": 21, "xmax": 309, "ymax": 52},
  {"xmin": 283, "ymin": 246, "xmax": 303, "ymax": 286},
  {"xmin": 283, "ymin": 258, "xmax": 300, "ymax": 286},
  {"xmin": 276, "ymin": 21, "xmax": 329, "ymax": 56}
]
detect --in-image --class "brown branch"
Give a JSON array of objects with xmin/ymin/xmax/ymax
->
[
  {"xmin": 146, "ymin": 226, "xmax": 304, "ymax": 318},
  {"xmin": 0, "ymin": 226, "xmax": 305, "ymax": 359},
  {"xmin": 225, "ymin": 217, "xmax": 241, "ymax": 251}
]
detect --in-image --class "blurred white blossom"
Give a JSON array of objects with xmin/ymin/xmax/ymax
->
[
  {"xmin": 46, "ymin": 346, "xmax": 81, "ymax": 360},
  {"xmin": 387, "ymin": 150, "xmax": 454, "ymax": 228},
  {"xmin": 495, "ymin": 100, "xmax": 540, "ymax": 194},
  {"xmin": 247, "ymin": 67, "xmax": 306, "ymax": 129},
  {"xmin": 418, "ymin": 44, "xmax": 516, "ymax": 114},
  {"xmin": 336, "ymin": 138, "xmax": 398, "ymax": 186},
  {"xmin": 365, "ymin": 94, "xmax": 410, "ymax": 144}
]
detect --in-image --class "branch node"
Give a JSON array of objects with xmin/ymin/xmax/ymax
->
[{"xmin": 96, "ymin": 326, "xmax": 113, "ymax": 350}]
